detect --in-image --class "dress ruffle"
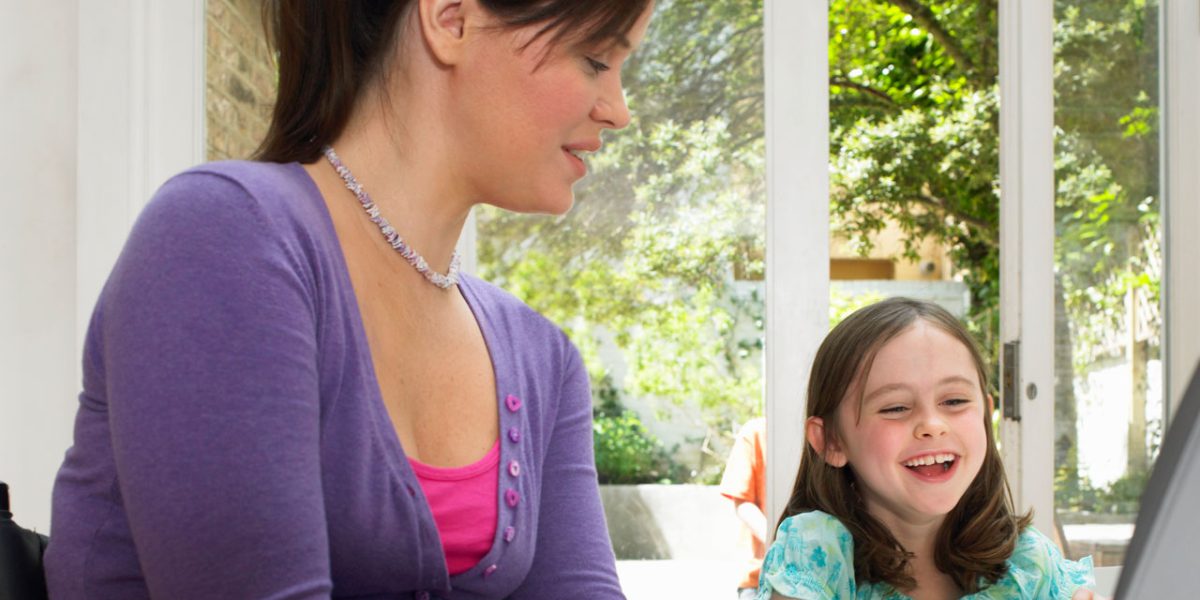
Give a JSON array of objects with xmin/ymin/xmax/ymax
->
[{"xmin": 757, "ymin": 511, "xmax": 1096, "ymax": 600}]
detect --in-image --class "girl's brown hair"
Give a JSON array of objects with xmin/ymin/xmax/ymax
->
[
  {"xmin": 779, "ymin": 297, "xmax": 1032, "ymax": 593},
  {"xmin": 255, "ymin": 0, "xmax": 652, "ymax": 164}
]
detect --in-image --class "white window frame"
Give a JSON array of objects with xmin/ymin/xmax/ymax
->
[
  {"xmin": 763, "ymin": 0, "xmax": 830, "ymax": 533},
  {"xmin": 1163, "ymin": 0, "xmax": 1200, "ymax": 418},
  {"xmin": 997, "ymin": 0, "xmax": 1056, "ymax": 537},
  {"xmin": 1000, "ymin": 0, "xmax": 1200, "ymax": 541},
  {"xmin": 77, "ymin": 0, "xmax": 207, "ymax": 357}
]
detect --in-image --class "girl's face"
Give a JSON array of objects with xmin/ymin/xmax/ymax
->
[
  {"xmin": 448, "ymin": 5, "xmax": 653, "ymax": 215},
  {"xmin": 828, "ymin": 320, "xmax": 989, "ymax": 528}
]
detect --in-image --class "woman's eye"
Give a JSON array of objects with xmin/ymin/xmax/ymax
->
[{"xmin": 586, "ymin": 57, "xmax": 611, "ymax": 74}]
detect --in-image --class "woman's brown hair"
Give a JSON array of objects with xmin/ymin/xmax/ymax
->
[
  {"xmin": 255, "ymin": 0, "xmax": 653, "ymax": 164},
  {"xmin": 779, "ymin": 297, "xmax": 1032, "ymax": 593}
]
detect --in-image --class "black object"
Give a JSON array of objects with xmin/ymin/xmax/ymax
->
[
  {"xmin": 1114, "ymin": 362, "xmax": 1200, "ymax": 599},
  {"xmin": 0, "ymin": 481, "xmax": 49, "ymax": 600}
]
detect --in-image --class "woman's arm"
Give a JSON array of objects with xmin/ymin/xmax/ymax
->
[
  {"xmin": 105, "ymin": 172, "xmax": 332, "ymax": 599},
  {"xmin": 508, "ymin": 341, "xmax": 624, "ymax": 599}
]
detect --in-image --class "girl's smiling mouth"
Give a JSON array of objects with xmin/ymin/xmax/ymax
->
[{"xmin": 902, "ymin": 452, "xmax": 959, "ymax": 480}]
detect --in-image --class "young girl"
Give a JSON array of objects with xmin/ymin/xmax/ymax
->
[{"xmin": 759, "ymin": 297, "xmax": 1097, "ymax": 600}]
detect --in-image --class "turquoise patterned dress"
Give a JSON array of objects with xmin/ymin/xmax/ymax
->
[{"xmin": 758, "ymin": 511, "xmax": 1095, "ymax": 600}]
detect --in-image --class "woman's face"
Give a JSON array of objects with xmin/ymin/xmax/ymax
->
[{"xmin": 448, "ymin": 5, "xmax": 653, "ymax": 215}]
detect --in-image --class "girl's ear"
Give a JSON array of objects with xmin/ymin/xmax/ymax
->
[
  {"xmin": 806, "ymin": 416, "xmax": 848, "ymax": 468},
  {"xmin": 418, "ymin": 0, "xmax": 469, "ymax": 66},
  {"xmin": 986, "ymin": 393, "xmax": 995, "ymax": 414}
]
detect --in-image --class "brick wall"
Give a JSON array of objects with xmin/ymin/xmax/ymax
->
[{"xmin": 206, "ymin": 0, "xmax": 274, "ymax": 161}]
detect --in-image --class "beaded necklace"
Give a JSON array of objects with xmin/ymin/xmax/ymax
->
[{"xmin": 323, "ymin": 146, "xmax": 461, "ymax": 289}]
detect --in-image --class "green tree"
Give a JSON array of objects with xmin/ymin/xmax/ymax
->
[
  {"xmin": 478, "ymin": 0, "xmax": 767, "ymax": 480},
  {"xmin": 478, "ymin": 0, "xmax": 1161, "ymax": 493},
  {"xmin": 827, "ymin": 0, "xmax": 1161, "ymax": 508}
]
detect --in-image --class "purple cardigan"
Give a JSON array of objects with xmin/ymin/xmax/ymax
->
[{"xmin": 45, "ymin": 161, "xmax": 624, "ymax": 600}]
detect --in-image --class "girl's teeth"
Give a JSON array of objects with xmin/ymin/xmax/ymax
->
[{"xmin": 905, "ymin": 453, "xmax": 955, "ymax": 467}]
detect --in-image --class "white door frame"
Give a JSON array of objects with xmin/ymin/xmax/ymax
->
[
  {"xmin": 1000, "ymin": 0, "xmax": 1200, "ymax": 538},
  {"xmin": 763, "ymin": 0, "xmax": 831, "ymax": 534},
  {"xmin": 1163, "ymin": 0, "xmax": 1200, "ymax": 419},
  {"xmin": 998, "ymin": 0, "xmax": 1056, "ymax": 537}
]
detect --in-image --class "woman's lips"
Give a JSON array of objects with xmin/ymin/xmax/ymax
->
[{"xmin": 563, "ymin": 148, "xmax": 587, "ymax": 177}]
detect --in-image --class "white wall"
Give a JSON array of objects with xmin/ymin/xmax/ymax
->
[
  {"xmin": 1, "ymin": 1, "xmax": 81, "ymax": 533},
  {"xmin": 1, "ymin": 0, "xmax": 205, "ymax": 534}
]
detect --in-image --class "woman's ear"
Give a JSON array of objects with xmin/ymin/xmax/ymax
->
[
  {"xmin": 806, "ymin": 416, "xmax": 847, "ymax": 468},
  {"xmin": 417, "ymin": 0, "xmax": 469, "ymax": 66}
]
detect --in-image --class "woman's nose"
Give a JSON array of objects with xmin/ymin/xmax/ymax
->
[{"xmin": 593, "ymin": 83, "xmax": 631, "ymax": 130}]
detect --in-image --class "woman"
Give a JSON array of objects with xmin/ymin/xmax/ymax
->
[{"xmin": 46, "ymin": 0, "xmax": 653, "ymax": 597}]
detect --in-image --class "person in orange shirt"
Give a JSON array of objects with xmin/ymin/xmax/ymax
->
[{"xmin": 719, "ymin": 416, "xmax": 767, "ymax": 599}]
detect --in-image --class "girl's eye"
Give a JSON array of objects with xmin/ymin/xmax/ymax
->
[
  {"xmin": 880, "ymin": 405, "xmax": 908, "ymax": 415},
  {"xmin": 943, "ymin": 398, "xmax": 971, "ymax": 407},
  {"xmin": 586, "ymin": 57, "xmax": 611, "ymax": 74}
]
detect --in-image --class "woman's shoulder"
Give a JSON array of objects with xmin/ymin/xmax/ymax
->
[
  {"xmin": 133, "ymin": 160, "xmax": 332, "ymax": 258},
  {"xmin": 968, "ymin": 526, "xmax": 1095, "ymax": 599},
  {"xmin": 180, "ymin": 159, "xmax": 306, "ymax": 190},
  {"xmin": 157, "ymin": 160, "xmax": 316, "ymax": 217},
  {"xmin": 140, "ymin": 160, "xmax": 314, "ymax": 225}
]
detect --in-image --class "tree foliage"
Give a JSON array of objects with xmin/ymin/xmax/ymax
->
[
  {"xmin": 478, "ymin": 0, "xmax": 767, "ymax": 479},
  {"xmin": 478, "ymin": 0, "xmax": 1161, "ymax": 487}
]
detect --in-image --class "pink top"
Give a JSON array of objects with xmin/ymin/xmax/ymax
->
[{"xmin": 407, "ymin": 440, "xmax": 501, "ymax": 576}]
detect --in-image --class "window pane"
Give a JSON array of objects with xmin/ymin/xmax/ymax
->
[
  {"xmin": 1053, "ymin": 0, "xmax": 1162, "ymax": 567},
  {"xmin": 828, "ymin": 1, "xmax": 996, "ymax": 358},
  {"xmin": 475, "ymin": 0, "xmax": 766, "ymax": 595}
]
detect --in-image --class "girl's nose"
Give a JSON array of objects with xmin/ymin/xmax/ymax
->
[{"xmin": 913, "ymin": 411, "xmax": 949, "ymax": 438}]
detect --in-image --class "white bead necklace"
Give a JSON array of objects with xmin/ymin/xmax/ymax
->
[{"xmin": 323, "ymin": 146, "xmax": 461, "ymax": 289}]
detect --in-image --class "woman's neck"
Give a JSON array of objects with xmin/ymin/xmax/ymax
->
[{"xmin": 321, "ymin": 90, "xmax": 472, "ymax": 276}]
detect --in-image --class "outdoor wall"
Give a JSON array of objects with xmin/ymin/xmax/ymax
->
[
  {"xmin": 830, "ymin": 220, "xmax": 953, "ymax": 281},
  {"xmin": 206, "ymin": 0, "xmax": 274, "ymax": 161},
  {"xmin": 1, "ymin": 2, "xmax": 81, "ymax": 533}
]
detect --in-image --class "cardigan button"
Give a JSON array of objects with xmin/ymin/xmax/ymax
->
[
  {"xmin": 508, "ymin": 460, "xmax": 520, "ymax": 477},
  {"xmin": 505, "ymin": 394, "xmax": 522, "ymax": 412},
  {"xmin": 484, "ymin": 564, "xmax": 498, "ymax": 577},
  {"xmin": 505, "ymin": 488, "xmax": 520, "ymax": 508},
  {"xmin": 507, "ymin": 427, "xmax": 521, "ymax": 443},
  {"xmin": 503, "ymin": 525, "xmax": 516, "ymax": 542}
]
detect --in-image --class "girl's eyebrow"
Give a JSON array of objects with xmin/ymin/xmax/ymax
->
[
  {"xmin": 862, "ymin": 375, "xmax": 978, "ymax": 404},
  {"xmin": 862, "ymin": 383, "xmax": 911, "ymax": 405}
]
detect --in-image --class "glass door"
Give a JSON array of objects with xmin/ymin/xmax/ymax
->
[
  {"xmin": 1050, "ymin": 0, "xmax": 1164, "ymax": 567},
  {"xmin": 1000, "ymin": 0, "xmax": 1173, "ymax": 580}
]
